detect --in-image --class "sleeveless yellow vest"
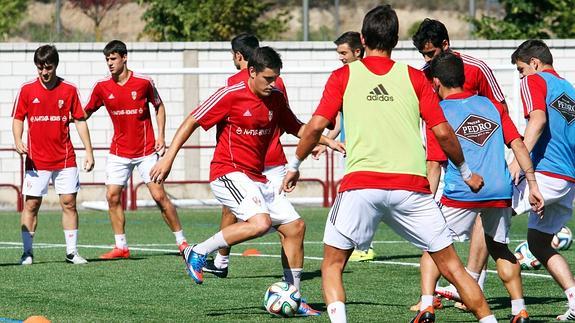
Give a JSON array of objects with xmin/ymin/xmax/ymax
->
[{"xmin": 342, "ymin": 60, "xmax": 427, "ymax": 177}]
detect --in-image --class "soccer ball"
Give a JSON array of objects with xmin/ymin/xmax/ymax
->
[
  {"xmin": 514, "ymin": 241, "xmax": 542, "ymax": 270},
  {"xmin": 552, "ymin": 226, "xmax": 573, "ymax": 251},
  {"xmin": 263, "ymin": 282, "xmax": 301, "ymax": 317}
]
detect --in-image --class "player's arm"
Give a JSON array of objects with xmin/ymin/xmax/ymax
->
[
  {"xmin": 427, "ymin": 161, "xmax": 442, "ymax": 196},
  {"xmin": 509, "ymin": 138, "xmax": 544, "ymax": 215},
  {"xmin": 12, "ymin": 119, "xmax": 27, "ymax": 155},
  {"xmin": 296, "ymin": 124, "xmax": 345, "ymax": 153},
  {"xmin": 311, "ymin": 112, "xmax": 342, "ymax": 159},
  {"xmin": 154, "ymin": 102, "xmax": 167, "ymax": 156},
  {"xmin": 150, "ymin": 114, "xmax": 200, "ymax": 183},
  {"xmin": 83, "ymin": 84, "xmax": 103, "ymax": 119},
  {"xmin": 74, "ymin": 118, "xmax": 95, "ymax": 172}
]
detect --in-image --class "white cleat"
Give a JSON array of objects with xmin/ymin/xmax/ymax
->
[
  {"xmin": 557, "ymin": 308, "xmax": 575, "ymax": 321},
  {"xmin": 435, "ymin": 284, "xmax": 462, "ymax": 303},
  {"xmin": 20, "ymin": 252, "xmax": 33, "ymax": 265},
  {"xmin": 66, "ymin": 253, "xmax": 88, "ymax": 265}
]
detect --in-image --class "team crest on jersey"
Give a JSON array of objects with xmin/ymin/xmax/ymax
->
[
  {"xmin": 252, "ymin": 196, "xmax": 262, "ymax": 206},
  {"xmin": 550, "ymin": 93, "xmax": 575, "ymax": 124},
  {"xmin": 455, "ymin": 114, "xmax": 499, "ymax": 146},
  {"xmin": 268, "ymin": 110, "xmax": 273, "ymax": 121},
  {"xmin": 58, "ymin": 99, "xmax": 64, "ymax": 109},
  {"xmin": 131, "ymin": 91, "xmax": 137, "ymax": 100}
]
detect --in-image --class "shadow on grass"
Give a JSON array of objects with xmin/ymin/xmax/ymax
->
[{"xmin": 487, "ymin": 295, "xmax": 564, "ymax": 322}]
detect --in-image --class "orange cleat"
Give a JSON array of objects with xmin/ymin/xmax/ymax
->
[
  {"xmin": 410, "ymin": 305, "xmax": 435, "ymax": 323},
  {"xmin": 99, "ymin": 247, "xmax": 130, "ymax": 259}
]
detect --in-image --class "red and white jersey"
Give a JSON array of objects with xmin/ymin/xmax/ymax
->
[
  {"xmin": 192, "ymin": 81, "xmax": 303, "ymax": 182},
  {"xmin": 84, "ymin": 72, "xmax": 162, "ymax": 158},
  {"xmin": 424, "ymin": 51, "xmax": 506, "ymax": 162},
  {"xmin": 12, "ymin": 78, "xmax": 84, "ymax": 171},
  {"xmin": 227, "ymin": 69, "xmax": 288, "ymax": 167}
]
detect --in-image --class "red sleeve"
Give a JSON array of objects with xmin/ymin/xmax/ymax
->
[
  {"xmin": 276, "ymin": 93, "xmax": 303, "ymax": 135},
  {"xmin": 70, "ymin": 87, "xmax": 86, "ymax": 120},
  {"xmin": 191, "ymin": 86, "xmax": 231, "ymax": 130},
  {"xmin": 520, "ymin": 74, "xmax": 547, "ymax": 118},
  {"xmin": 146, "ymin": 79, "xmax": 163, "ymax": 108},
  {"xmin": 408, "ymin": 66, "xmax": 447, "ymax": 128},
  {"xmin": 474, "ymin": 64, "xmax": 506, "ymax": 103},
  {"xmin": 493, "ymin": 101, "xmax": 521, "ymax": 146},
  {"xmin": 84, "ymin": 83, "xmax": 104, "ymax": 114},
  {"xmin": 425, "ymin": 126, "xmax": 447, "ymax": 161},
  {"xmin": 12, "ymin": 86, "xmax": 28, "ymax": 121},
  {"xmin": 313, "ymin": 66, "xmax": 348, "ymax": 129}
]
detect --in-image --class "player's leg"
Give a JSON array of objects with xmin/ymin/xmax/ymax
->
[
  {"xmin": 416, "ymin": 251, "xmax": 442, "ymax": 311},
  {"xmin": 54, "ymin": 167, "xmax": 87, "ymax": 264},
  {"xmin": 322, "ymin": 244, "xmax": 354, "ymax": 323},
  {"xmin": 100, "ymin": 154, "xmax": 132, "ymax": 259},
  {"xmin": 19, "ymin": 169, "xmax": 50, "ymax": 265},
  {"xmin": 204, "ymin": 206, "xmax": 236, "ymax": 278}
]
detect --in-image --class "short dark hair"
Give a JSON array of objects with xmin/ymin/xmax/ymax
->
[
  {"xmin": 103, "ymin": 40, "xmax": 128, "ymax": 56},
  {"xmin": 248, "ymin": 46, "xmax": 282, "ymax": 73},
  {"xmin": 34, "ymin": 45, "xmax": 59, "ymax": 67},
  {"xmin": 412, "ymin": 18, "xmax": 449, "ymax": 51},
  {"xmin": 511, "ymin": 39, "xmax": 553, "ymax": 65},
  {"xmin": 361, "ymin": 5, "xmax": 398, "ymax": 52},
  {"xmin": 231, "ymin": 33, "xmax": 260, "ymax": 61},
  {"xmin": 429, "ymin": 52, "xmax": 465, "ymax": 88},
  {"xmin": 334, "ymin": 31, "xmax": 364, "ymax": 58}
]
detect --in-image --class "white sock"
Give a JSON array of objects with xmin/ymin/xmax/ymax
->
[
  {"xmin": 214, "ymin": 252, "xmax": 229, "ymax": 269},
  {"xmin": 420, "ymin": 295, "xmax": 434, "ymax": 311},
  {"xmin": 479, "ymin": 314, "xmax": 497, "ymax": 323},
  {"xmin": 327, "ymin": 301, "xmax": 347, "ymax": 323},
  {"xmin": 22, "ymin": 231, "xmax": 34, "ymax": 254},
  {"xmin": 478, "ymin": 269, "xmax": 487, "ymax": 291},
  {"xmin": 64, "ymin": 230, "xmax": 78, "ymax": 255},
  {"xmin": 466, "ymin": 267, "xmax": 481, "ymax": 281},
  {"xmin": 194, "ymin": 231, "xmax": 228, "ymax": 255},
  {"xmin": 114, "ymin": 234, "xmax": 127, "ymax": 249},
  {"xmin": 283, "ymin": 268, "xmax": 302, "ymax": 291},
  {"xmin": 173, "ymin": 230, "xmax": 186, "ymax": 245},
  {"xmin": 511, "ymin": 298, "xmax": 526, "ymax": 315},
  {"xmin": 565, "ymin": 286, "xmax": 575, "ymax": 310}
]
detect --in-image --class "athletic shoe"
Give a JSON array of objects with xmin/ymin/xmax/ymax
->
[
  {"xmin": 178, "ymin": 241, "xmax": 189, "ymax": 255},
  {"xmin": 454, "ymin": 301, "xmax": 469, "ymax": 312},
  {"xmin": 19, "ymin": 252, "xmax": 33, "ymax": 265},
  {"xmin": 557, "ymin": 308, "xmax": 575, "ymax": 320},
  {"xmin": 203, "ymin": 259, "xmax": 228, "ymax": 278},
  {"xmin": 509, "ymin": 309, "xmax": 530, "ymax": 323},
  {"xmin": 183, "ymin": 245, "xmax": 207, "ymax": 284},
  {"xmin": 410, "ymin": 305, "xmax": 435, "ymax": 323},
  {"xmin": 348, "ymin": 247, "xmax": 376, "ymax": 262},
  {"xmin": 297, "ymin": 299, "xmax": 321, "ymax": 316},
  {"xmin": 435, "ymin": 284, "xmax": 462, "ymax": 303},
  {"xmin": 99, "ymin": 247, "xmax": 130, "ymax": 259},
  {"xmin": 409, "ymin": 296, "xmax": 443, "ymax": 312},
  {"xmin": 66, "ymin": 253, "xmax": 88, "ymax": 265}
]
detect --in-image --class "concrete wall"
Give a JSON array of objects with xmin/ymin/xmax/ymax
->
[{"xmin": 1, "ymin": 40, "xmax": 575, "ymax": 208}]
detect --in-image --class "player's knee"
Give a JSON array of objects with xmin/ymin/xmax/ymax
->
[
  {"xmin": 251, "ymin": 215, "xmax": 272, "ymax": 236},
  {"xmin": 106, "ymin": 191, "xmax": 122, "ymax": 206},
  {"xmin": 292, "ymin": 219, "xmax": 306, "ymax": 237},
  {"xmin": 24, "ymin": 199, "xmax": 41, "ymax": 213},
  {"xmin": 60, "ymin": 198, "xmax": 77, "ymax": 211}
]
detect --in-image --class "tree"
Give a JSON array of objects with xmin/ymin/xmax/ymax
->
[
  {"xmin": 471, "ymin": 0, "xmax": 575, "ymax": 39},
  {"xmin": 69, "ymin": 0, "xmax": 127, "ymax": 41},
  {"xmin": 140, "ymin": 0, "xmax": 289, "ymax": 41},
  {"xmin": 0, "ymin": 0, "xmax": 28, "ymax": 40}
]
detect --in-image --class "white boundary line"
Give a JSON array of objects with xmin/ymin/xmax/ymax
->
[{"xmin": 0, "ymin": 241, "xmax": 553, "ymax": 279}]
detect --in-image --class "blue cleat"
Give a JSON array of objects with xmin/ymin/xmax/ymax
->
[
  {"xmin": 297, "ymin": 299, "xmax": 321, "ymax": 316},
  {"xmin": 182, "ymin": 245, "xmax": 207, "ymax": 284}
]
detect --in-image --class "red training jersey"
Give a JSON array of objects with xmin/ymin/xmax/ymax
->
[
  {"xmin": 84, "ymin": 72, "xmax": 162, "ymax": 158},
  {"xmin": 191, "ymin": 81, "xmax": 303, "ymax": 182},
  {"xmin": 12, "ymin": 78, "xmax": 85, "ymax": 171},
  {"xmin": 313, "ymin": 56, "xmax": 447, "ymax": 193},
  {"xmin": 227, "ymin": 69, "xmax": 288, "ymax": 167}
]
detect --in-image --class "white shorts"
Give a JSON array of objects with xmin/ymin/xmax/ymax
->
[
  {"xmin": 513, "ymin": 172, "xmax": 575, "ymax": 234},
  {"xmin": 210, "ymin": 172, "xmax": 300, "ymax": 226},
  {"xmin": 106, "ymin": 153, "xmax": 158, "ymax": 186},
  {"xmin": 324, "ymin": 189, "xmax": 453, "ymax": 252},
  {"xmin": 23, "ymin": 167, "xmax": 80, "ymax": 197},
  {"xmin": 263, "ymin": 164, "xmax": 287, "ymax": 195},
  {"xmin": 441, "ymin": 206, "xmax": 511, "ymax": 244}
]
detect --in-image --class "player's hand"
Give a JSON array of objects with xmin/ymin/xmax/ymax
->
[
  {"xmin": 508, "ymin": 159, "xmax": 522, "ymax": 185},
  {"xmin": 83, "ymin": 153, "xmax": 95, "ymax": 172},
  {"xmin": 311, "ymin": 145, "xmax": 327, "ymax": 160},
  {"xmin": 282, "ymin": 170, "xmax": 300, "ymax": 193},
  {"xmin": 464, "ymin": 173, "xmax": 484, "ymax": 193},
  {"xmin": 528, "ymin": 181, "xmax": 545, "ymax": 218},
  {"xmin": 327, "ymin": 139, "xmax": 346, "ymax": 156},
  {"xmin": 150, "ymin": 158, "xmax": 172, "ymax": 184},
  {"xmin": 155, "ymin": 138, "xmax": 166, "ymax": 157},
  {"xmin": 14, "ymin": 140, "xmax": 28, "ymax": 155}
]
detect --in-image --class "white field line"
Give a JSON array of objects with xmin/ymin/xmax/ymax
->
[{"xmin": 0, "ymin": 241, "xmax": 553, "ymax": 279}]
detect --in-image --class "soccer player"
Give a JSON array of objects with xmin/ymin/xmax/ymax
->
[
  {"xmin": 510, "ymin": 39, "xmax": 575, "ymax": 321},
  {"xmin": 150, "ymin": 46, "xmax": 342, "ymax": 315},
  {"xmin": 422, "ymin": 51, "xmax": 544, "ymax": 322},
  {"xmin": 282, "ymin": 5, "xmax": 496, "ymax": 323},
  {"xmin": 12, "ymin": 44, "xmax": 94, "ymax": 265},
  {"xmin": 411, "ymin": 18, "xmax": 508, "ymax": 310},
  {"xmin": 203, "ymin": 33, "xmax": 292, "ymax": 279},
  {"xmin": 84, "ymin": 40, "xmax": 188, "ymax": 259}
]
